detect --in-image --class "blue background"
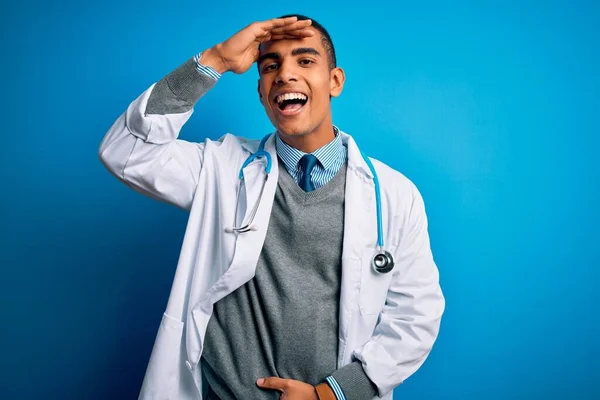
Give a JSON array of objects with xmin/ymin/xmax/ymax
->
[{"xmin": 1, "ymin": 0, "xmax": 598, "ymax": 398}]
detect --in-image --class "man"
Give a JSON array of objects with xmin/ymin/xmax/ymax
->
[{"xmin": 99, "ymin": 14, "xmax": 444, "ymax": 400}]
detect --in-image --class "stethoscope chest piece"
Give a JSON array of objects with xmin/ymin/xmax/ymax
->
[{"xmin": 372, "ymin": 249, "xmax": 395, "ymax": 274}]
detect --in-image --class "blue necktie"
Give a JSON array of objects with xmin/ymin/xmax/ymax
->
[{"xmin": 299, "ymin": 154, "xmax": 318, "ymax": 192}]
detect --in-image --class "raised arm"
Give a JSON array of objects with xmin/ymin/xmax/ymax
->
[
  {"xmin": 98, "ymin": 56, "xmax": 217, "ymax": 210},
  {"xmin": 98, "ymin": 17, "xmax": 314, "ymax": 210}
]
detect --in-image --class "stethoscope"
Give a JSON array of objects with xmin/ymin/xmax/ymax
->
[{"xmin": 226, "ymin": 134, "xmax": 395, "ymax": 274}]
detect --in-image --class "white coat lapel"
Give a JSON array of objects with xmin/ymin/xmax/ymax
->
[
  {"xmin": 337, "ymin": 133, "xmax": 377, "ymax": 364},
  {"xmin": 187, "ymin": 134, "xmax": 280, "ymax": 371},
  {"xmin": 203, "ymin": 133, "xmax": 279, "ymax": 306}
]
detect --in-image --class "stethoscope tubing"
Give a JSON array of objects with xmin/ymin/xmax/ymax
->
[{"xmin": 228, "ymin": 133, "xmax": 395, "ymax": 273}]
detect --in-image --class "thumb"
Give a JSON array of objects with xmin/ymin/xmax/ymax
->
[{"xmin": 257, "ymin": 377, "xmax": 288, "ymax": 392}]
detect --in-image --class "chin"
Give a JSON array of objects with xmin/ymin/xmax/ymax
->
[{"xmin": 275, "ymin": 123, "xmax": 311, "ymax": 137}]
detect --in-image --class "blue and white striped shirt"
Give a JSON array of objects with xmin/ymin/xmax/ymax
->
[
  {"xmin": 193, "ymin": 51, "xmax": 349, "ymax": 400},
  {"xmin": 275, "ymin": 128, "xmax": 347, "ymax": 190}
]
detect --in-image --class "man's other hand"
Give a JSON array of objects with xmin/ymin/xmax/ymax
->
[{"xmin": 256, "ymin": 377, "xmax": 319, "ymax": 400}]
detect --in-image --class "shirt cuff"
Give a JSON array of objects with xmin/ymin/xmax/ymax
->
[
  {"xmin": 325, "ymin": 376, "xmax": 347, "ymax": 400},
  {"xmin": 328, "ymin": 361, "xmax": 379, "ymax": 400},
  {"xmin": 193, "ymin": 52, "xmax": 222, "ymax": 80}
]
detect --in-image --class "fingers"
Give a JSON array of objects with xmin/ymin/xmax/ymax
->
[
  {"xmin": 269, "ymin": 20, "xmax": 312, "ymax": 33},
  {"xmin": 257, "ymin": 28, "xmax": 314, "ymax": 43},
  {"xmin": 262, "ymin": 16, "xmax": 297, "ymax": 29},
  {"xmin": 258, "ymin": 28, "xmax": 313, "ymax": 38},
  {"xmin": 251, "ymin": 17, "xmax": 313, "ymax": 47},
  {"xmin": 263, "ymin": 16, "xmax": 312, "ymax": 29},
  {"xmin": 267, "ymin": 35, "xmax": 303, "ymax": 41},
  {"xmin": 259, "ymin": 17, "xmax": 312, "ymax": 36},
  {"xmin": 269, "ymin": 28, "xmax": 314, "ymax": 37},
  {"xmin": 256, "ymin": 377, "xmax": 289, "ymax": 392},
  {"xmin": 266, "ymin": 32, "xmax": 314, "ymax": 41}
]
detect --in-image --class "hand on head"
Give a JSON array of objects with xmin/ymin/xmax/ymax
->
[{"xmin": 209, "ymin": 17, "xmax": 314, "ymax": 75}]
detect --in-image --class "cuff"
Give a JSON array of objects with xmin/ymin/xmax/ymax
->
[
  {"xmin": 193, "ymin": 52, "xmax": 222, "ymax": 80},
  {"xmin": 329, "ymin": 361, "xmax": 378, "ymax": 400},
  {"xmin": 325, "ymin": 376, "xmax": 346, "ymax": 400}
]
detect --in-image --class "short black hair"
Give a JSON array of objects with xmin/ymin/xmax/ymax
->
[
  {"xmin": 280, "ymin": 14, "xmax": 336, "ymax": 69},
  {"xmin": 258, "ymin": 14, "xmax": 337, "ymax": 70}
]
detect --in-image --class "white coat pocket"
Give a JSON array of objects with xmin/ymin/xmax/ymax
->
[
  {"xmin": 359, "ymin": 248, "xmax": 394, "ymax": 316},
  {"xmin": 139, "ymin": 312, "xmax": 184, "ymax": 399}
]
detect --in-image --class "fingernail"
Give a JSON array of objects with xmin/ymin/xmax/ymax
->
[{"xmin": 257, "ymin": 378, "xmax": 264, "ymax": 385}]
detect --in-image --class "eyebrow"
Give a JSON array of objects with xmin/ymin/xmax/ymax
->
[{"xmin": 257, "ymin": 47, "xmax": 321, "ymax": 66}]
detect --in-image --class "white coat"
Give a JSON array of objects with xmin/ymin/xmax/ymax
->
[{"xmin": 99, "ymin": 83, "xmax": 445, "ymax": 400}]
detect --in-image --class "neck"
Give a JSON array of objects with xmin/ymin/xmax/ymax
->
[{"xmin": 278, "ymin": 121, "xmax": 335, "ymax": 153}]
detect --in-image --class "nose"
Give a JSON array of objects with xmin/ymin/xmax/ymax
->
[{"xmin": 274, "ymin": 61, "xmax": 297, "ymax": 85}]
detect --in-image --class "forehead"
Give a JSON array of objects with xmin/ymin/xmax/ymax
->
[{"xmin": 259, "ymin": 27, "xmax": 325, "ymax": 56}]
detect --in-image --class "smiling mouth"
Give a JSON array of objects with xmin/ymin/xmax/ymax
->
[{"xmin": 274, "ymin": 93, "xmax": 308, "ymax": 115}]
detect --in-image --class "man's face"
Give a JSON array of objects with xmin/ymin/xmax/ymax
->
[{"xmin": 257, "ymin": 27, "xmax": 344, "ymax": 137}]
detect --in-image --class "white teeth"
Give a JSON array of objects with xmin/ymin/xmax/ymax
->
[{"xmin": 276, "ymin": 92, "xmax": 307, "ymax": 104}]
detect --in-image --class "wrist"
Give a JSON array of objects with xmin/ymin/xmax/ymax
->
[
  {"xmin": 200, "ymin": 45, "xmax": 228, "ymax": 75},
  {"xmin": 315, "ymin": 383, "xmax": 337, "ymax": 400}
]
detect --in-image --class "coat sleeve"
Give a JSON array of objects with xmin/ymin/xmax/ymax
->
[
  {"xmin": 353, "ymin": 182, "xmax": 445, "ymax": 397},
  {"xmin": 98, "ymin": 57, "xmax": 217, "ymax": 211}
]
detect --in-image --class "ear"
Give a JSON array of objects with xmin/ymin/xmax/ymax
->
[{"xmin": 329, "ymin": 67, "xmax": 345, "ymax": 98}]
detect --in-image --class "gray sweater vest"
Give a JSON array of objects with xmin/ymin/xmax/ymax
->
[{"xmin": 145, "ymin": 57, "xmax": 377, "ymax": 400}]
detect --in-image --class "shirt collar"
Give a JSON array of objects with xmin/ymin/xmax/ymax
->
[{"xmin": 275, "ymin": 126, "xmax": 344, "ymax": 174}]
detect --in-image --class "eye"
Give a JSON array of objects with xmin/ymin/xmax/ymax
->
[
  {"xmin": 262, "ymin": 63, "xmax": 278, "ymax": 72},
  {"xmin": 299, "ymin": 59, "xmax": 314, "ymax": 66}
]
